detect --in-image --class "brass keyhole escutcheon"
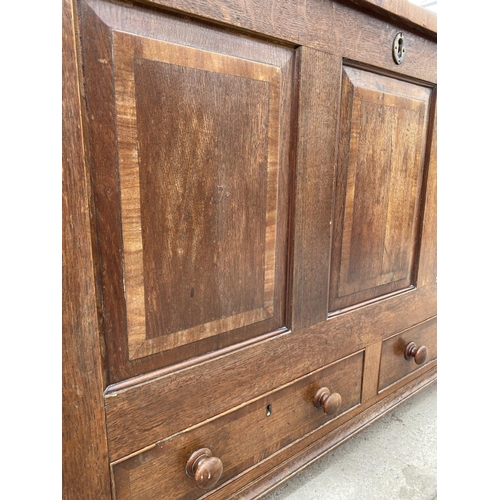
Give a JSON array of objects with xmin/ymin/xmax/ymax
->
[{"xmin": 393, "ymin": 32, "xmax": 406, "ymax": 64}]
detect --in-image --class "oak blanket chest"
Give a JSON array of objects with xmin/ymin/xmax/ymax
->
[{"xmin": 62, "ymin": 0, "xmax": 437, "ymax": 498}]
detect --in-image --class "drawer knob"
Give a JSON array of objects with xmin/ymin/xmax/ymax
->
[
  {"xmin": 404, "ymin": 341, "xmax": 428, "ymax": 365},
  {"xmin": 313, "ymin": 387, "xmax": 342, "ymax": 416},
  {"xmin": 185, "ymin": 448, "xmax": 223, "ymax": 490}
]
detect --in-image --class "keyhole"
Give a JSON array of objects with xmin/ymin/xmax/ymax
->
[
  {"xmin": 266, "ymin": 404, "xmax": 272, "ymax": 417},
  {"xmin": 393, "ymin": 32, "xmax": 406, "ymax": 64}
]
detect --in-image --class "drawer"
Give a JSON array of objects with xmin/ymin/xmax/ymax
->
[
  {"xmin": 378, "ymin": 317, "xmax": 436, "ymax": 392},
  {"xmin": 111, "ymin": 351, "xmax": 363, "ymax": 499}
]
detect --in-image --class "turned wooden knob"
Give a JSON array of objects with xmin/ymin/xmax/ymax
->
[
  {"xmin": 404, "ymin": 341, "xmax": 428, "ymax": 365},
  {"xmin": 185, "ymin": 448, "xmax": 223, "ymax": 490},
  {"xmin": 313, "ymin": 387, "xmax": 342, "ymax": 416}
]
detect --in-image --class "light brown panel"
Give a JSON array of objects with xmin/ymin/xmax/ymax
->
[
  {"xmin": 112, "ymin": 351, "xmax": 363, "ymax": 499},
  {"xmin": 135, "ymin": 59, "xmax": 271, "ymax": 339},
  {"xmin": 79, "ymin": 0, "xmax": 295, "ymax": 377},
  {"xmin": 329, "ymin": 66, "xmax": 432, "ymax": 313},
  {"xmin": 113, "ymin": 31, "xmax": 282, "ymax": 359}
]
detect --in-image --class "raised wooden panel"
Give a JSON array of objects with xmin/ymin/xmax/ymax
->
[
  {"xmin": 80, "ymin": 0, "xmax": 295, "ymax": 378},
  {"xmin": 113, "ymin": 31, "xmax": 282, "ymax": 359},
  {"xmin": 329, "ymin": 66, "xmax": 433, "ymax": 313}
]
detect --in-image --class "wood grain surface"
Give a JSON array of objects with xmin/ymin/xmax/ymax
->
[
  {"xmin": 112, "ymin": 351, "xmax": 363, "ymax": 499},
  {"xmin": 225, "ymin": 365, "xmax": 437, "ymax": 499},
  {"xmin": 80, "ymin": 0, "xmax": 295, "ymax": 380},
  {"xmin": 329, "ymin": 66, "xmax": 432, "ymax": 312},
  {"xmin": 347, "ymin": 0, "xmax": 437, "ymax": 34},
  {"xmin": 416, "ymin": 93, "xmax": 437, "ymax": 287},
  {"xmin": 361, "ymin": 341, "xmax": 384, "ymax": 403},
  {"xmin": 379, "ymin": 316, "xmax": 437, "ymax": 391},
  {"xmin": 62, "ymin": 0, "xmax": 111, "ymax": 497},
  {"xmin": 66, "ymin": 1, "xmax": 437, "ymax": 498},
  {"xmin": 105, "ymin": 283, "xmax": 435, "ymax": 461},
  {"xmin": 130, "ymin": 0, "xmax": 436, "ymax": 44},
  {"xmin": 113, "ymin": 30, "xmax": 282, "ymax": 358},
  {"xmin": 288, "ymin": 47, "xmax": 339, "ymax": 330}
]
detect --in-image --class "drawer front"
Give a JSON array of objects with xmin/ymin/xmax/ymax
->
[
  {"xmin": 112, "ymin": 351, "xmax": 363, "ymax": 499},
  {"xmin": 378, "ymin": 317, "xmax": 436, "ymax": 392}
]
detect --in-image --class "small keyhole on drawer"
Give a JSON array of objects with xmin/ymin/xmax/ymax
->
[{"xmin": 266, "ymin": 404, "xmax": 272, "ymax": 417}]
